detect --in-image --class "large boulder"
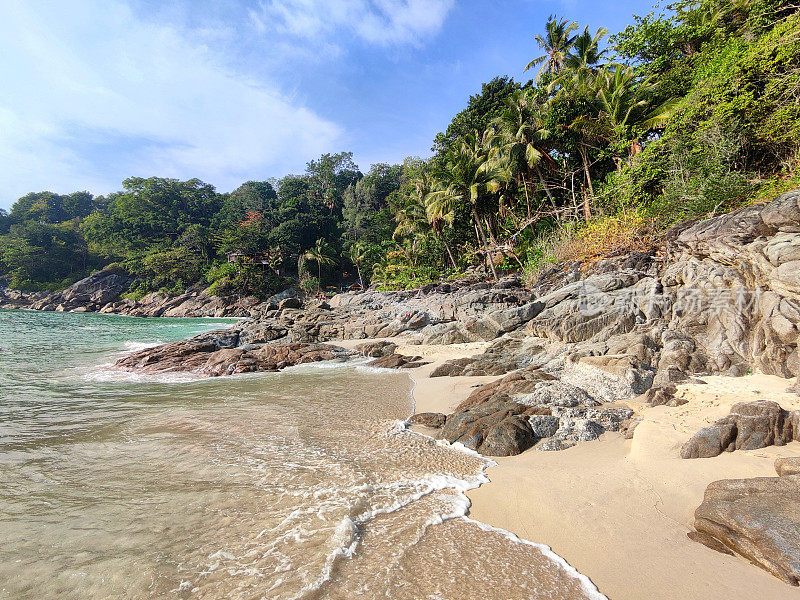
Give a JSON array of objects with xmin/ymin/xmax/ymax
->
[
  {"xmin": 691, "ymin": 473, "xmax": 800, "ymax": 585},
  {"xmin": 440, "ymin": 397, "xmax": 543, "ymax": 456},
  {"xmin": 680, "ymin": 401, "xmax": 800, "ymax": 458}
]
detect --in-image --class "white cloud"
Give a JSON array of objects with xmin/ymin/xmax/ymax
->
[
  {"xmin": 253, "ymin": 0, "xmax": 455, "ymax": 46},
  {"xmin": 0, "ymin": 0, "xmax": 341, "ymax": 205}
]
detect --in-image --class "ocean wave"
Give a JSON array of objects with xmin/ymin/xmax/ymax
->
[{"xmin": 81, "ymin": 364, "xmax": 204, "ymax": 384}]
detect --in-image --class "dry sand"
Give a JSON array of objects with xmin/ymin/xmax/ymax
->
[{"xmin": 337, "ymin": 339, "xmax": 800, "ymax": 599}]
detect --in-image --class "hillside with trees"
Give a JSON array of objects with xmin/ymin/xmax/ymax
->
[{"xmin": 1, "ymin": 0, "xmax": 798, "ymax": 298}]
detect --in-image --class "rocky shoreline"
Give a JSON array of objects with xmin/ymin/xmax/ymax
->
[{"xmin": 4, "ymin": 191, "xmax": 800, "ymax": 590}]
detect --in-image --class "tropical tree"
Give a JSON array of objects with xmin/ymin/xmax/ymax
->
[
  {"xmin": 348, "ymin": 241, "xmax": 367, "ymax": 289},
  {"xmin": 301, "ymin": 238, "xmax": 335, "ymax": 292},
  {"xmin": 560, "ymin": 26, "xmax": 609, "ymax": 86},
  {"xmin": 490, "ymin": 90, "xmax": 558, "ymax": 220},
  {"xmin": 566, "ymin": 65, "xmax": 676, "ymax": 219},
  {"xmin": 428, "ymin": 134, "xmax": 502, "ymax": 280},
  {"xmin": 525, "ymin": 16, "xmax": 579, "ymax": 81}
]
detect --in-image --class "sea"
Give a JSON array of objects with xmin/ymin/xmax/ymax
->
[{"xmin": 0, "ymin": 309, "xmax": 603, "ymax": 600}]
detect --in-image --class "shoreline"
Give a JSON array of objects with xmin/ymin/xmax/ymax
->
[{"xmin": 382, "ymin": 340, "xmax": 800, "ymax": 600}]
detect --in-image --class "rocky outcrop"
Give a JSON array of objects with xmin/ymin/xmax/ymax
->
[
  {"xmin": 680, "ymin": 401, "xmax": 800, "ymax": 458},
  {"xmin": 0, "ymin": 267, "xmax": 269, "ymax": 318},
  {"xmin": 690, "ymin": 466, "xmax": 800, "ymax": 585},
  {"xmin": 355, "ymin": 340, "xmax": 397, "ymax": 357},
  {"xmin": 114, "ymin": 327, "xmax": 353, "ymax": 376},
  {"xmin": 437, "ymin": 367, "xmax": 635, "ymax": 456}
]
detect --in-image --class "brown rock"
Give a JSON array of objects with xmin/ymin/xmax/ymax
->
[
  {"xmin": 775, "ymin": 457, "xmax": 800, "ymax": 477},
  {"xmin": 355, "ymin": 340, "xmax": 397, "ymax": 358},
  {"xmin": 681, "ymin": 401, "xmax": 800, "ymax": 459},
  {"xmin": 409, "ymin": 412, "xmax": 446, "ymax": 428},
  {"xmin": 367, "ymin": 353, "xmax": 427, "ymax": 369},
  {"xmin": 692, "ymin": 475, "xmax": 800, "ymax": 585},
  {"xmin": 440, "ymin": 397, "xmax": 540, "ymax": 456}
]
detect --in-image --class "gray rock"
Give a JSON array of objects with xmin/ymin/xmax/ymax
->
[
  {"xmin": 409, "ymin": 412, "xmax": 446, "ymax": 428},
  {"xmin": 528, "ymin": 414, "xmax": 560, "ymax": 438},
  {"xmin": 775, "ymin": 457, "xmax": 800, "ymax": 477}
]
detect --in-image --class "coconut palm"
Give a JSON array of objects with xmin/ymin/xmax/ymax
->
[
  {"xmin": 348, "ymin": 241, "xmax": 367, "ymax": 289},
  {"xmin": 428, "ymin": 134, "xmax": 502, "ymax": 280},
  {"xmin": 393, "ymin": 191, "xmax": 429, "ymax": 266},
  {"xmin": 524, "ymin": 16, "xmax": 579, "ymax": 81},
  {"xmin": 490, "ymin": 90, "xmax": 558, "ymax": 219},
  {"xmin": 302, "ymin": 238, "xmax": 335, "ymax": 292},
  {"xmin": 560, "ymin": 26, "xmax": 609, "ymax": 86},
  {"xmin": 567, "ymin": 65, "xmax": 676, "ymax": 219},
  {"xmin": 417, "ymin": 172, "xmax": 458, "ymax": 270}
]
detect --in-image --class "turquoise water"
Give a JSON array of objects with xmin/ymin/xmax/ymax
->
[
  {"xmin": 0, "ymin": 310, "xmax": 239, "ymax": 450},
  {"xmin": 0, "ymin": 310, "xmax": 600, "ymax": 600}
]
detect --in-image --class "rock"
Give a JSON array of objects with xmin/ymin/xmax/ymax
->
[
  {"xmin": 536, "ymin": 437, "xmax": 576, "ymax": 451},
  {"xmin": 528, "ymin": 414, "xmax": 560, "ymax": 438},
  {"xmin": 513, "ymin": 380, "xmax": 598, "ymax": 409},
  {"xmin": 440, "ymin": 397, "xmax": 540, "ymax": 456},
  {"xmin": 409, "ymin": 412, "xmax": 446, "ymax": 428},
  {"xmin": 687, "ymin": 531, "xmax": 735, "ymax": 556},
  {"xmin": 114, "ymin": 328, "xmax": 353, "ymax": 376},
  {"xmin": 775, "ymin": 457, "xmax": 800, "ymax": 477},
  {"xmin": 691, "ymin": 474, "xmax": 800, "ymax": 585},
  {"xmin": 681, "ymin": 401, "xmax": 800, "ymax": 459},
  {"xmin": 278, "ymin": 297, "xmax": 302, "ymax": 310},
  {"xmin": 642, "ymin": 384, "xmax": 688, "ymax": 407},
  {"xmin": 457, "ymin": 367, "xmax": 557, "ymax": 409},
  {"xmin": 621, "ymin": 415, "xmax": 643, "ymax": 439},
  {"xmin": 366, "ymin": 353, "xmax": 427, "ymax": 369},
  {"xmin": 355, "ymin": 340, "xmax": 397, "ymax": 358}
]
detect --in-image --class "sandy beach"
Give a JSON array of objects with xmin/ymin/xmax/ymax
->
[{"xmin": 347, "ymin": 339, "xmax": 800, "ymax": 600}]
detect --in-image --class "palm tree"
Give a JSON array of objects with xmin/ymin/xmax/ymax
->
[
  {"xmin": 524, "ymin": 16, "xmax": 579, "ymax": 81},
  {"xmin": 393, "ymin": 190, "xmax": 430, "ymax": 265},
  {"xmin": 348, "ymin": 241, "xmax": 367, "ymax": 289},
  {"xmin": 428, "ymin": 134, "xmax": 502, "ymax": 280},
  {"xmin": 490, "ymin": 90, "xmax": 558, "ymax": 220},
  {"xmin": 567, "ymin": 65, "xmax": 676, "ymax": 219},
  {"xmin": 560, "ymin": 26, "xmax": 608, "ymax": 86},
  {"xmin": 302, "ymin": 238, "xmax": 335, "ymax": 293}
]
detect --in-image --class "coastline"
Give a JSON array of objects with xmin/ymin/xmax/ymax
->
[{"xmin": 378, "ymin": 340, "xmax": 800, "ymax": 600}]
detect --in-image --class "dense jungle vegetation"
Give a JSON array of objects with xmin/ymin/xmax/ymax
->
[{"xmin": 1, "ymin": 0, "xmax": 799, "ymax": 297}]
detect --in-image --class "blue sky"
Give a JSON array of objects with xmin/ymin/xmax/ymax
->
[{"xmin": 0, "ymin": 0, "xmax": 656, "ymax": 209}]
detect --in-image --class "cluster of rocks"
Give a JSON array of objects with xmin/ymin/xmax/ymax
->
[
  {"xmin": 414, "ymin": 367, "xmax": 634, "ymax": 456},
  {"xmin": 681, "ymin": 400, "xmax": 800, "ymax": 458},
  {"xmin": 64, "ymin": 190, "xmax": 800, "ymax": 585},
  {"xmin": 114, "ymin": 327, "xmax": 354, "ymax": 376},
  {"xmin": 0, "ymin": 267, "xmax": 280, "ymax": 318}
]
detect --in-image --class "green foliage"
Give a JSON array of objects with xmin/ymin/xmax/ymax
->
[
  {"xmin": 2, "ymin": 1, "xmax": 798, "ymax": 296},
  {"xmin": 432, "ymin": 77, "xmax": 528, "ymax": 157}
]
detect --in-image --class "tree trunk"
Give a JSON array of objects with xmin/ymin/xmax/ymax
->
[
  {"xmin": 472, "ymin": 207, "xmax": 499, "ymax": 281},
  {"xmin": 441, "ymin": 234, "xmax": 457, "ymax": 270},
  {"xmin": 534, "ymin": 164, "xmax": 560, "ymax": 223},
  {"xmin": 579, "ymin": 144, "xmax": 594, "ymax": 221},
  {"xmin": 317, "ymin": 262, "xmax": 322, "ymax": 293},
  {"xmin": 355, "ymin": 259, "xmax": 364, "ymax": 289}
]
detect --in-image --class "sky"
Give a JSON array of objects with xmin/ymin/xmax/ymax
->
[{"xmin": 0, "ymin": 0, "xmax": 656, "ymax": 209}]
